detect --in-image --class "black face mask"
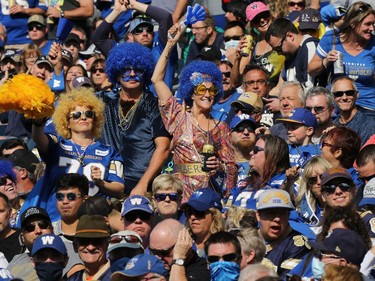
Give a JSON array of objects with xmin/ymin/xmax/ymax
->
[{"xmin": 35, "ymin": 262, "xmax": 64, "ymax": 281}]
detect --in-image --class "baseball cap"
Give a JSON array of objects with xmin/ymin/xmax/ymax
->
[
  {"xmin": 111, "ymin": 254, "xmax": 168, "ymax": 281},
  {"xmin": 108, "ymin": 230, "xmax": 144, "ymax": 254},
  {"xmin": 320, "ymin": 167, "xmax": 353, "ymax": 186},
  {"xmin": 246, "ymin": 1, "xmax": 270, "ymax": 22},
  {"xmin": 27, "ymin": 15, "xmax": 46, "ymax": 26},
  {"xmin": 121, "ymin": 196, "xmax": 154, "ymax": 217},
  {"xmin": 128, "ymin": 18, "xmax": 154, "ymax": 33},
  {"xmin": 64, "ymin": 33, "xmax": 80, "ymax": 45},
  {"xmin": 1, "ymin": 49, "xmax": 19, "ymax": 63},
  {"xmin": 31, "ymin": 234, "xmax": 67, "ymax": 256},
  {"xmin": 309, "ymin": 228, "xmax": 367, "ymax": 266},
  {"xmin": 34, "ymin": 56, "xmax": 53, "ymax": 70},
  {"xmin": 359, "ymin": 178, "xmax": 375, "ymax": 207},
  {"xmin": 71, "ymin": 76, "xmax": 93, "ymax": 89},
  {"xmin": 20, "ymin": 207, "xmax": 51, "ymax": 227},
  {"xmin": 320, "ymin": 5, "xmax": 346, "ymax": 26},
  {"xmin": 277, "ymin": 108, "xmax": 318, "ymax": 128},
  {"xmin": 79, "ymin": 43, "xmax": 101, "ymax": 56},
  {"xmin": 8, "ymin": 149, "xmax": 39, "ymax": 174},
  {"xmin": 229, "ymin": 114, "xmax": 257, "ymax": 131},
  {"xmin": 61, "ymin": 49, "xmax": 73, "ymax": 65},
  {"xmin": 0, "ymin": 160, "xmax": 16, "ymax": 183},
  {"xmin": 298, "ymin": 8, "xmax": 321, "ymax": 30},
  {"xmin": 231, "ymin": 92, "xmax": 263, "ymax": 113},
  {"xmin": 256, "ymin": 189, "xmax": 295, "ymax": 211},
  {"xmin": 74, "ymin": 215, "xmax": 110, "ymax": 238},
  {"xmin": 181, "ymin": 187, "xmax": 222, "ymax": 212}
]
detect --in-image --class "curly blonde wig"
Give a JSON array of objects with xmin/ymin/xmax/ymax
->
[{"xmin": 53, "ymin": 88, "xmax": 105, "ymax": 139}]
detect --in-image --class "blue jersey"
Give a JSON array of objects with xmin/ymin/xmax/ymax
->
[
  {"xmin": 288, "ymin": 144, "xmax": 321, "ymax": 167},
  {"xmin": 18, "ymin": 135, "xmax": 124, "ymax": 224},
  {"xmin": 211, "ymin": 92, "xmax": 241, "ymax": 122}
]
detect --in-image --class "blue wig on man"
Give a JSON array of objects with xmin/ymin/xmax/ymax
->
[
  {"xmin": 106, "ymin": 42, "xmax": 155, "ymax": 86},
  {"xmin": 179, "ymin": 60, "xmax": 223, "ymax": 107},
  {"xmin": 0, "ymin": 160, "xmax": 16, "ymax": 183}
]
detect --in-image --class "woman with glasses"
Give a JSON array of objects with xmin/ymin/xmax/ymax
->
[
  {"xmin": 308, "ymin": 2, "xmax": 375, "ymax": 117},
  {"xmin": 152, "ymin": 24, "xmax": 237, "ymax": 201},
  {"xmin": 19, "ymin": 43, "xmax": 42, "ymax": 73},
  {"xmin": 90, "ymin": 58, "xmax": 112, "ymax": 92}
]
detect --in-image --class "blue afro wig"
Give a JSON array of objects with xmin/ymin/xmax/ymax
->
[
  {"xmin": 0, "ymin": 160, "xmax": 16, "ymax": 183},
  {"xmin": 179, "ymin": 60, "xmax": 223, "ymax": 106},
  {"xmin": 106, "ymin": 42, "xmax": 155, "ymax": 85}
]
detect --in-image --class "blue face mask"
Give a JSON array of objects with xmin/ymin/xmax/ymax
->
[
  {"xmin": 311, "ymin": 256, "xmax": 325, "ymax": 280},
  {"xmin": 209, "ymin": 261, "xmax": 240, "ymax": 281},
  {"xmin": 110, "ymin": 257, "xmax": 131, "ymax": 272},
  {"xmin": 35, "ymin": 262, "xmax": 64, "ymax": 281}
]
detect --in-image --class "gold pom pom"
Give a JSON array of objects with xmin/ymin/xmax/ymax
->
[{"xmin": 0, "ymin": 74, "xmax": 55, "ymax": 119}]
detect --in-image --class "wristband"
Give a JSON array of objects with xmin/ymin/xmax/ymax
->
[{"xmin": 60, "ymin": 10, "xmax": 65, "ymax": 18}]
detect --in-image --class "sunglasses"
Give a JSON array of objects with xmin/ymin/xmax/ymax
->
[
  {"xmin": 124, "ymin": 212, "xmax": 152, "ymax": 222},
  {"xmin": 233, "ymin": 125, "xmax": 254, "ymax": 133},
  {"xmin": 184, "ymin": 207, "xmax": 209, "ymax": 219},
  {"xmin": 149, "ymin": 245, "xmax": 174, "ymax": 257},
  {"xmin": 92, "ymin": 68, "xmax": 105, "ymax": 74},
  {"xmin": 307, "ymin": 175, "xmax": 321, "ymax": 185},
  {"xmin": 222, "ymin": 71, "xmax": 231, "ymax": 78},
  {"xmin": 332, "ymin": 90, "xmax": 357, "ymax": 98},
  {"xmin": 321, "ymin": 141, "xmax": 333, "ymax": 148},
  {"xmin": 287, "ymin": 1, "xmax": 305, "ymax": 7},
  {"xmin": 77, "ymin": 237, "xmax": 108, "ymax": 246},
  {"xmin": 243, "ymin": 79, "xmax": 267, "ymax": 87},
  {"xmin": 154, "ymin": 193, "xmax": 180, "ymax": 202},
  {"xmin": 132, "ymin": 26, "xmax": 153, "ymax": 35},
  {"xmin": 23, "ymin": 220, "xmax": 50, "ymax": 233},
  {"xmin": 195, "ymin": 84, "xmax": 218, "ymax": 96},
  {"xmin": 0, "ymin": 176, "xmax": 11, "ymax": 186},
  {"xmin": 110, "ymin": 234, "xmax": 142, "ymax": 244},
  {"xmin": 252, "ymin": 146, "xmax": 265, "ymax": 154},
  {"xmin": 234, "ymin": 106, "xmax": 254, "ymax": 115},
  {"xmin": 321, "ymin": 182, "xmax": 353, "ymax": 194},
  {"xmin": 27, "ymin": 24, "xmax": 44, "ymax": 31},
  {"xmin": 252, "ymin": 11, "xmax": 271, "ymax": 25},
  {"xmin": 223, "ymin": 35, "xmax": 242, "ymax": 42},
  {"xmin": 273, "ymin": 34, "xmax": 286, "ymax": 53},
  {"xmin": 56, "ymin": 192, "xmax": 82, "ymax": 201},
  {"xmin": 69, "ymin": 110, "xmax": 95, "ymax": 120},
  {"xmin": 206, "ymin": 253, "xmax": 239, "ymax": 263},
  {"xmin": 305, "ymin": 106, "xmax": 328, "ymax": 114},
  {"xmin": 122, "ymin": 67, "xmax": 144, "ymax": 77}
]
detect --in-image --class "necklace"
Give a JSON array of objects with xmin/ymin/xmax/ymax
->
[
  {"xmin": 118, "ymin": 94, "xmax": 143, "ymax": 131},
  {"xmin": 71, "ymin": 139, "xmax": 94, "ymax": 166}
]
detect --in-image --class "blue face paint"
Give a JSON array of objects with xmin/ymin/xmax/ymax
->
[{"xmin": 121, "ymin": 67, "xmax": 144, "ymax": 83}]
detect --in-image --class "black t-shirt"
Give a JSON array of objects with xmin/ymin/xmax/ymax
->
[
  {"xmin": 0, "ymin": 229, "xmax": 23, "ymax": 262},
  {"xmin": 185, "ymin": 251, "xmax": 211, "ymax": 281}
]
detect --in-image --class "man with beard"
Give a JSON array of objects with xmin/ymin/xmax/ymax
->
[
  {"xmin": 304, "ymin": 86, "xmax": 334, "ymax": 145},
  {"xmin": 229, "ymin": 115, "xmax": 257, "ymax": 183},
  {"xmin": 211, "ymin": 60, "xmax": 241, "ymax": 121}
]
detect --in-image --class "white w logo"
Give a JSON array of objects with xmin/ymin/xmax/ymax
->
[
  {"xmin": 130, "ymin": 198, "xmax": 143, "ymax": 205},
  {"xmin": 41, "ymin": 235, "xmax": 55, "ymax": 245}
]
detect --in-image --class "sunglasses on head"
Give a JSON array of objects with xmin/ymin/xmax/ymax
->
[
  {"xmin": 0, "ymin": 176, "xmax": 11, "ymax": 186},
  {"xmin": 222, "ymin": 71, "xmax": 231, "ymax": 78},
  {"xmin": 69, "ymin": 110, "xmax": 95, "ymax": 120},
  {"xmin": 23, "ymin": 220, "xmax": 50, "ymax": 233},
  {"xmin": 154, "ymin": 193, "xmax": 180, "ymax": 202},
  {"xmin": 332, "ymin": 90, "xmax": 357, "ymax": 98},
  {"xmin": 321, "ymin": 182, "xmax": 353, "ymax": 194},
  {"xmin": 124, "ymin": 211, "xmax": 152, "ymax": 222},
  {"xmin": 56, "ymin": 192, "xmax": 81, "ymax": 201},
  {"xmin": 194, "ymin": 84, "xmax": 218, "ymax": 96},
  {"xmin": 287, "ymin": 1, "xmax": 305, "ymax": 7},
  {"xmin": 110, "ymin": 234, "xmax": 142, "ymax": 244},
  {"xmin": 252, "ymin": 146, "xmax": 265, "ymax": 154},
  {"xmin": 149, "ymin": 245, "xmax": 174, "ymax": 257},
  {"xmin": 223, "ymin": 35, "xmax": 242, "ymax": 42},
  {"xmin": 184, "ymin": 206, "xmax": 209, "ymax": 219},
  {"xmin": 132, "ymin": 26, "xmax": 153, "ymax": 35},
  {"xmin": 122, "ymin": 67, "xmax": 144, "ymax": 77},
  {"xmin": 27, "ymin": 23, "xmax": 44, "ymax": 31},
  {"xmin": 307, "ymin": 175, "xmax": 321, "ymax": 185},
  {"xmin": 207, "ymin": 253, "xmax": 239, "ymax": 263},
  {"xmin": 305, "ymin": 106, "xmax": 328, "ymax": 114}
]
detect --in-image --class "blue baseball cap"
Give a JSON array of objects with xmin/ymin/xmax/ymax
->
[
  {"xmin": 277, "ymin": 108, "xmax": 318, "ymax": 128},
  {"xmin": 31, "ymin": 234, "xmax": 67, "ymax": 256},
  {"xmin": 128, "ymin": 18, "xmax": 153, "ymax": 33},
  {"xmin": 111, "ymin": 254, "xmax": 167, "ymax": 281},
  {"xmin": 182, "ymin": 188, "xmax": 222, "ymax": 212},
  {"xmin": 229, "ymin": 114, "xmax": 257, "ymax": 131},
  {"xmin": 121, "ymin": 195, "xmax": 154, "ymax": 217},
  {"xmin": 320, "ymin": 5, "xmax": 346, "ymax": 26}
]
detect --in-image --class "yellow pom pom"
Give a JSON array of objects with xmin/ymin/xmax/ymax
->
[{"xmin": 0, "ymin": 74, "xmax": 55, "ymax": 119}]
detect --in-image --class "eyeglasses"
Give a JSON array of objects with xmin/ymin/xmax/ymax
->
[
  {"xmin": 23, "ymin": 220, "xmax": 51, "ymax": 233},
  {"xmin": 307, "ymin": 175, "xmax": 321, "ymax": 185},
  {"xmin": 194, "ymin": 84, "xmax": 218, "ymax": 96},
  {"xmin": 332, "ymin": 90, "xmax": 357, "ymax": 98},
  {"xmin": 359, "ymin": 174, "xmax": 375, "ymax": 183},
  {"xmin": 154, "ymin": 193, "xmax": 180, "ymax": 202},
  {"xmin": 124, "ymin": 212, "xmax": 152, "ymax": 222},
  {"xmin": 56, "ymin": 192, "xmax": 82, "ymax": 201},
  {"xmin": 122, "ymin": 67, "xmax": 144, "ymax": 78},
  {"xmin": 233, "ymin": 125, "xmax": 254, "ymax": 133},
  {"xmin": 252, "ymin": 146, "xmax": 265, "ymax": 154},
  {"xmin": 305, "ymin": 106, "xmax": 329, "ymax": 114},
  {"xmin": 92, "ymin": 68, "xmax": 105, "ymax": 74},
  {"xmin": 223, "ymin": 35, "xmax": 242, "ymax": 42},
  {"xmin": 321, "ymin": 182, "xmax": 353, "ymax": 194},
  {"xmin": 222, "ymin": 71, "xmax": 231, "ymax": 78},
  {"xmin": 273, "ymin": 34, "xmax": 286, "ymax": 53},
  {"xmin": 243, "ymin": 79, "xmax": 267, "ymax": 87},
  {"xmin": 287, "ymin": 1, "xmax": 305, "ymax": 7},
  {"xmin": 110, "ymin": 234, "xmax": 142, "ymax": 244},
  {"xmin": 132, "ymin": 26, "xmax": 153, "ymax": 35},
  {"xmin": 0, "ymin": 176, "xmax": 11, "ymax": 186},
  {"xmin": 321, "ymin": 141, "xmax": 333, "ymax": 148},
  {"xmin": 207, "ymin": 253, "xmax": 239, "ymax": 263},
  {"xmin": 191, "ymin": 26, "xmax": 208, "ymax": 32},
  {"xmin": 184, "ymin": 206, "xmax": 209, "ymax": 219},
  {"xmin": 69, "ymin": 110, "xmax": 95, "ymax": 120},
  {"xmin": 27, "ymin": 24, "xmax": 44, "ymax": 31},
  {"xmin": 251, "ymin": 11, "xmax": 271, "ymax": 25},
  {"xmin": 149, "ymin": 245, "xmax": 174, "ymax": 257}
]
